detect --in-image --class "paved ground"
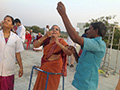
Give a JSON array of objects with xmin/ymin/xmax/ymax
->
[{"xmin": 14, "ymin": 47, "xmax": 119, "ymax": 90}]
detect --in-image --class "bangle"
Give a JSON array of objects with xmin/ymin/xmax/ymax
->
[
  {"xmin": 61, "ymin": 45, "xmax": 65, "ymax": 49},
  {"xmin": 38, "ymin": 40, "xmax": 41, "ymax": 43}
]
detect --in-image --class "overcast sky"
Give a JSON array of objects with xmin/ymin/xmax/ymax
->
[{"xmin": 0, "ymin": 0, "xmax": 120, "ymax": 32}]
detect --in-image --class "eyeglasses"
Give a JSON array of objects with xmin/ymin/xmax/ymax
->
[{"xmin": 50, "ymin": 28, "xmax": 59, "ymax": 31}]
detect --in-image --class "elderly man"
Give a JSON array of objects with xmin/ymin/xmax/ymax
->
[{"xmin": 57, "ymin": 2, "xmax": 107, "ymax": 90}]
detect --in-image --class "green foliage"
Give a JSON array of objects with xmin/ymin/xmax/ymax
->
[
  {"xmin": 84, "ymin": 15, "xmax": 117, "ymax": 28},
  {"xmin": 25, "ymin": 26, "xmax": 44, "ymax": 35},
  {"xmin": 25, "ymin": 26, "xmax": 68, "ymax": 38},
  {"xmin": 60, "ymin": 31, "xmax": 68, "ymax": 38},
  {"xmin": 25, "ymin": 26, "xmax": 31, "ymax": 31}
]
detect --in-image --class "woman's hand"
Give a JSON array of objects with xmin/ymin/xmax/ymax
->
[{"xmin": 54, "ymin": 35, "xmax": 59, "ymax": 44}]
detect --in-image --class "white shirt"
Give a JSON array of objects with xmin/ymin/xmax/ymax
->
[
  {"xmin": 44, "ymin": 28, "xmax": 49, "ymax": 35},
  {"xmin": 0, "ymin": 30, "xmax": 24, "ymax": 76},
  {"xmin": 16, "ymin": 25, "xmax": 26, "ymax": 43},
  {"xmin": 67, "ymin": 36, "xmax": 76, "ymax": 47}
]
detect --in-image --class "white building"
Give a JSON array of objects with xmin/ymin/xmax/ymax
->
[{"xmin": 77, "ymin": 23, "xmax": 85, "ymax": 36}]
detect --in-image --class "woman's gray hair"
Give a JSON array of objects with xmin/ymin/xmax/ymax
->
[{"xmin": 51, "ymin": 25, "xmax": 61, "ymax": 32}]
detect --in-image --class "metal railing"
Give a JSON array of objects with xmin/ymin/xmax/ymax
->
[{"xmin": 28, "ymin": 66, "xmax": 64, "ymax": 90}]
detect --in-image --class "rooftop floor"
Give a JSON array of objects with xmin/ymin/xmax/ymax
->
[{"xmin": 14, "ymin": 49, "xmax": 118, "ymax": 90}]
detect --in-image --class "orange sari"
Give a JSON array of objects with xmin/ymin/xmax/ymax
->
[{"xmin": 33, "ymin": 38, "xmax": 68, "ymax": 90}]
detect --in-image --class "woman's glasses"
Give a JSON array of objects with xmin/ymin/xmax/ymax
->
[{"xmin": 50, "ymin": 28, "xmax": 59, "ymax": 31}]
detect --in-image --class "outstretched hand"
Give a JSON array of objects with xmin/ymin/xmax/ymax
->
[{"xmin": 57, "ymin": 2, "xmax": 66, "ymax": 17}]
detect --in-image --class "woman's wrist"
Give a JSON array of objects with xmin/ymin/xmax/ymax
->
[
  {"xmin": 38, "ymin": 39, "xmax": 42, "ymax": 43},
  {"xmin": 38, "ymin": 35, "xmax": 47, "ymax": 43},
  {"xmin": 20, "ymin": 66, "xmax": 23, "ymax": 69},
  {"xmin": 61, "ymin": 45, "xmax": 65, "ymax": 49}
]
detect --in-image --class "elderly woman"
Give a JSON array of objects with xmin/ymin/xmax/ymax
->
[
  {"xmin": 0, "ymin": 15, "xmax": 24, "ymax": 90},
  {"xmin": 33, "ymin": 25, "xmax": 72, "ymax": 90}
]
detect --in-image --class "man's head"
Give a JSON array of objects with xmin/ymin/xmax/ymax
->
[
  {"xmin": 14, "ymin": 18, "xmax": 21, "ymax": 26},
  {"xmin": 85, "ymin": 28, "xmax": 89, "ymax": 33},
  {"xmin": 46, "ymin": 25, "xmax": 49, "ymax": 29},
  {"xmin": 26, "ymin": 31, "xmax": 29, "ymax": 34},
  {"xmin": 38, "ymin": 32, "xmax": 41, "ymax": 36},
  {"xmin": 87, "ymin": 22, "xmax": 106, "ymax": 38},
  {"xmin": 30, "ymin": 29, "xmax": 33, "ymax": 33},
  {"xmin": 82, "ymin": 28, "xmax": 89, "ymax": 38}
]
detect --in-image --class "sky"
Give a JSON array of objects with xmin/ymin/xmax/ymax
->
[{"xmin": 0, "ymin": 0, "xmax": 120, "ymax": 32}]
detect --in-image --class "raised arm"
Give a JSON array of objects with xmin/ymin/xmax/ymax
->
[
  {"xmin": 33, "ymin": 31, "xmax": 52, "ymax": 48},
  {"xmin": 57, "ymin": 2, "xmax": 84, "ymax": 46}
]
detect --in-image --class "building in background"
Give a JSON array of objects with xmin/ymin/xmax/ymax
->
[{"xmin": 77, "ymin": 23, "xmax": 85, "ymax": 36}]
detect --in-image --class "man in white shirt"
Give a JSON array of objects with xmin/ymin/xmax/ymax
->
[
  {"xmin": 67, "ymin": 36, "xmax": 76, "ymax": 67},
  {"xmin": 14, "ymin": 18, "xmax": 26, "ymax": 43},
  {"xmin": 44, "ymin": 25, "xmax": 49, "ymax": 35}
]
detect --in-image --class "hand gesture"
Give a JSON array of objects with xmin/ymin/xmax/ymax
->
[
  {"xmin": 57, "ymin": 2, "xmax": 66, "ymax": 17},
  {"xmin": 54, "ymin": 36, "xmax": 59, "ymax": 44}
]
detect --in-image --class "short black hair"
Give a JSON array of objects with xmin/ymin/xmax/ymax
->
[
  {"xmin": 14, "ymin": 18, "xmax": 21, "ymax": 24},
  {"xmin": 91, "ymin": 22, "xmax": 107, "ymax": 37},
  {"xmin": 4, "ymin": 15, "xmax": 14, "ymax": 25},
  {"xmin": 46, "ymin": 25, "xmax": 49, "ymax": 28},
  {"xmin": 85, "ymin": 28, "xmax": 89, "ymax": 33}
]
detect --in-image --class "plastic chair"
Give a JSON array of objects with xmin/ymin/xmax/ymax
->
[{"xmin": 28, "ymin": 66, "xmax": 64, "ymax": 90}]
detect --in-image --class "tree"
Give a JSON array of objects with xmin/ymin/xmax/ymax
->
[{"xmin": 25, "ymin": 25, "xmax": 44, "ymax": 34}]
